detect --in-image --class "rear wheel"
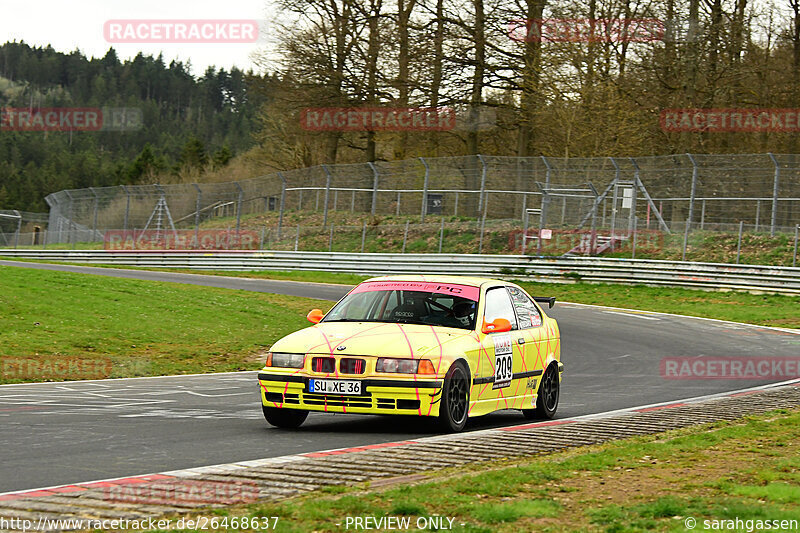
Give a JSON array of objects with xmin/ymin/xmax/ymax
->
[
  {"xmin": 437, "ymin": 361, "xmax": 470, "ymax": 432},
  {"xmin": 262, "ymin": 405, "xmax": 308, "ymax": 428},
  {"xmin": 523, "ymin": 364, "xmax": 559, "ymax": 420}
]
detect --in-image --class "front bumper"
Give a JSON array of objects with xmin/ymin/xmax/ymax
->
[{"xmin": 258, "ymin": 372, "xmax": 444, "ymax": 416}]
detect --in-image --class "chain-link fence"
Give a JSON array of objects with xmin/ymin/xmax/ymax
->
[
  {"xmin": 0, "ymin": 210, "xmax": 49, "ymax": 248},
  {"xmin": 11, "ymin": 153, "xmax": 798, "ymax": 258}
]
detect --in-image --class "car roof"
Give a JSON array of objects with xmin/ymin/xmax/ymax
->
[{"xmin": 362, "ymin": 275, "xmax": 505, "ymax": 288}]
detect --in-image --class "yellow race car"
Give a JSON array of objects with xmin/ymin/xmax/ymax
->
[{"xmin": 258, "ymin": 276, "xmax": 562, "ymax": 432}]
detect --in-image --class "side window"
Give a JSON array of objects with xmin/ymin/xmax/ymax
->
[
  {"xmin": 483, "ymin": 287, "xmax": 518, "ymax": 330},
  {"xmin": 506, "ymin": 286, "xmax": 543, "ymax": 329}
]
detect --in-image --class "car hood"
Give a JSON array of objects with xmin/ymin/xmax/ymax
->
[{"xmin": 271, "ymin": 321, "xmax": 475, "ymax": 358}]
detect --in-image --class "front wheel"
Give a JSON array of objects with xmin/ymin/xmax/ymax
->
[
  {"xmin": 437, "ymin": 361, "xmax": 470, "ymax": 432},
  {"xmin": 523, "ymin": 364, "xmax": 559, "ymax": 420},
  {"xmin": 262, "ymin": 405, "xmax": 308, "ymax": 428}
]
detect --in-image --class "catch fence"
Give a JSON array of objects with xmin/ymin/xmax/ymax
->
[{"xmin": 16, "ymin": 154, "xmax": 800, "ymax": 252}]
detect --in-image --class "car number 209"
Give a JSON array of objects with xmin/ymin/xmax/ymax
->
[{"xmin": 309, "ymin": 379, "xmax": 363, "ymax": 395}]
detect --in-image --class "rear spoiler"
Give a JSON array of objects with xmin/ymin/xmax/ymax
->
[{"xmin": 534, "ymin": 296, "xmax": 556, "ymax": 309}]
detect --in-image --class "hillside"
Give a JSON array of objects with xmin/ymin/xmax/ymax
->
[{"xmin": 0, "ymin": 42, "xmax": 262, "ymax": 211}]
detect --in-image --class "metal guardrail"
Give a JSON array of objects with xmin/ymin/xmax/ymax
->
[{"xmin": 2, "ymin": 250, "xmax": 799, "ymax": 294}]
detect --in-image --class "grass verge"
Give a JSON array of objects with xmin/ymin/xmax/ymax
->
[
  {"xmin": 146, "ymin": 407, "xmax": 800, "ymax": 532},
  {"xmin": 0, "ymin": 266, "xmax": 332, "ymax": 384},
  {"xmin": 29, "ymin": 264, "xmax": 795, "ymax": 329}
]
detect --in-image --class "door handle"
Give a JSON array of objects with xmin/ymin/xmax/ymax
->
[{"xmin": 517, "ymin": 338, "xmax": 526, "ymax": 344}]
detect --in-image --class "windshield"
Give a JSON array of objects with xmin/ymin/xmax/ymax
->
[{"xmin": 323, "ymin": 281, "xmax": 479, "ymax": 330}]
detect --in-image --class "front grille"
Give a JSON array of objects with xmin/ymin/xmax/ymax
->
[
  {"xmin": 264, "ymin": 391, "xmax": 283, "ymax": 403},
  {"xmin": 340, "ymin": 358, "xmax": 367, "ymax": 374},
  {"xmin": 377, "ymin": 398, "xmax": 396, "ymax": 409},
  {"xmin": 264, "ymin": 392, "xmax": 300, "ymax": 405},
  {"xmin": 311, "ymin": 357, "xmax": 336, "ymax": 373},
  {"xmin": 302, "ymin": 393, "xmax": 372, "ymax": 408},
  {"xmin": 397, "ymin": 399, "xmax": 421, "ymax": 410}
]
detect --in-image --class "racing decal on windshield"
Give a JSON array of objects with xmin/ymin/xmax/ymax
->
[
  {"xmin": 350, "ymin": 281, "xmax": 479, "ymax": 301},
  {"xmin": 493, "ymin": 334, "xmax": 513, "ymax": 389}
]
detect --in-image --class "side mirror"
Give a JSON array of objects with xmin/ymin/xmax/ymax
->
[
  {"xmin": 307, "ymin": 309, "xmax": 324, "ymax": 324},
  {"xmin": 481, "ymin": 318, "xmax": 512, "ymax": 334}
]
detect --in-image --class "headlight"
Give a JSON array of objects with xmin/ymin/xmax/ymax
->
[
  {"xmin": 376, "ymin": 358, "xmax": 435, "ymax": 374},
  {"xmin": 265, "ymin": 352, "xmax": 305, "ymax": 368}
]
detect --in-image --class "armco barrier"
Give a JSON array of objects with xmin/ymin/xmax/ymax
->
[{"xmin": 2, "ymin": 250, "xmax": 799, "ymax": 294}]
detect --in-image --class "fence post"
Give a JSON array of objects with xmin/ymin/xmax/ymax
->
[
  {"xmin": 321, "ymin": 165, "xmax": 332, "ymax": 226},
  {"xmin": 278, "ymin": 172, "xmax": 287, "ymax": 240},
  {"xmin": 540, "ymin": 156, "xmax": 552, "ymax": 228},
  {"xmin": 682, "ymin": 153, "xmax": 698, "ymax": 261},
  {"xmin": 328, "ymin": 223, "xmax": 334, "ymax": 252},
  {"xmin": 294, "ymin": 224, "xmax": 300, "ymax": 251},
  {"xmin": 632, "ymin": 216, "xmax": 638, "ymax": 259},
  {"xmin": 234, "ymin": 181, "xmax": 243, "ymax": 232},
  {"xmin": 768, "ymin": 153, "xmax": 779, "ymax": 236},
  {"xmin": 755, "ymin": 200, "xmax": 761, "ymax": 232},
  {"xmin": 65, "ymin": 190, "xmax": 74, "ymax": 246},
  {"xmin": 736, "ymin": 220, "xmax": 744, "ymax": 264},
  {"xmin": 478, "ymin": 207, "xmax": 487, "ymax": 254},
  {"xmin": 361, "ymin": 221, "xmax": 367, "ymax": 253},
  {"xmin": 700, "ymin": 199, "xmax": 706, "ymax": 230},
  {"xmin": 609, "ymin": 158, "xmax": 620, "ymax": 251},
  {"xmin": 402, "ymin": 220, "xmax": 409, "ymax": 253},
  {"xmin": 13, "ymin": 210, "xmax": 21, "ymax": 249},
  {"xmin": 438, "ymin": 217, "xmax": 445, "ymax": 253},
  {"xmin": 793, "ymin": 224, "xmax": 798, "ymax": 267},
  {"xmin": 368, "ymin": 162, "xmax": 379, "ymax": 216},
  {"xmin": 477, "ymin": 154, "xmax": 487, "ymax": 217},
  {"xmin": 588, "ymin": 183, "xmax": 598, "ymax": 254},
  {"xmin": 628, "ymin": 158, "xmax": 640, "ymax": 234},
  {"xmin": 454, "ymin": 192, "xmax": 459, "ymax": 216},
  {"xmin": 88, "ymin": 187, "xmax": 99, "ymax": 242},
  {"xmin": 420, "ymin": 157, "xmax": 430, "ymax": 222},
  {"xmin": 193, "ymin": 184, "xmax": 202, "ymax": 248}
]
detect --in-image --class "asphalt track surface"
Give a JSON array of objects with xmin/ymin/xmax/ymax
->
[{"xmin": 1, "ymin": 259, "xmax": 798, "ymax": 493}]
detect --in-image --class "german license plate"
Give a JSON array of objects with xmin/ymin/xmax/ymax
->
[{"xmin": 309, "ymin": 379, "xmax": 362, "ymax": 395}]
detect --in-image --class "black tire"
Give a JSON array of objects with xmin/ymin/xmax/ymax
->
[
  {"xmin": 437, "ymin": 361, "xmax": 470, "ymax": 432},
  {"xmin": 523, "ymin": 364, "xmax": 559, "ymax": 420},
  {"xmin": 262, "ymin": 405, "xmax": 308, "ymax": 429}
]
